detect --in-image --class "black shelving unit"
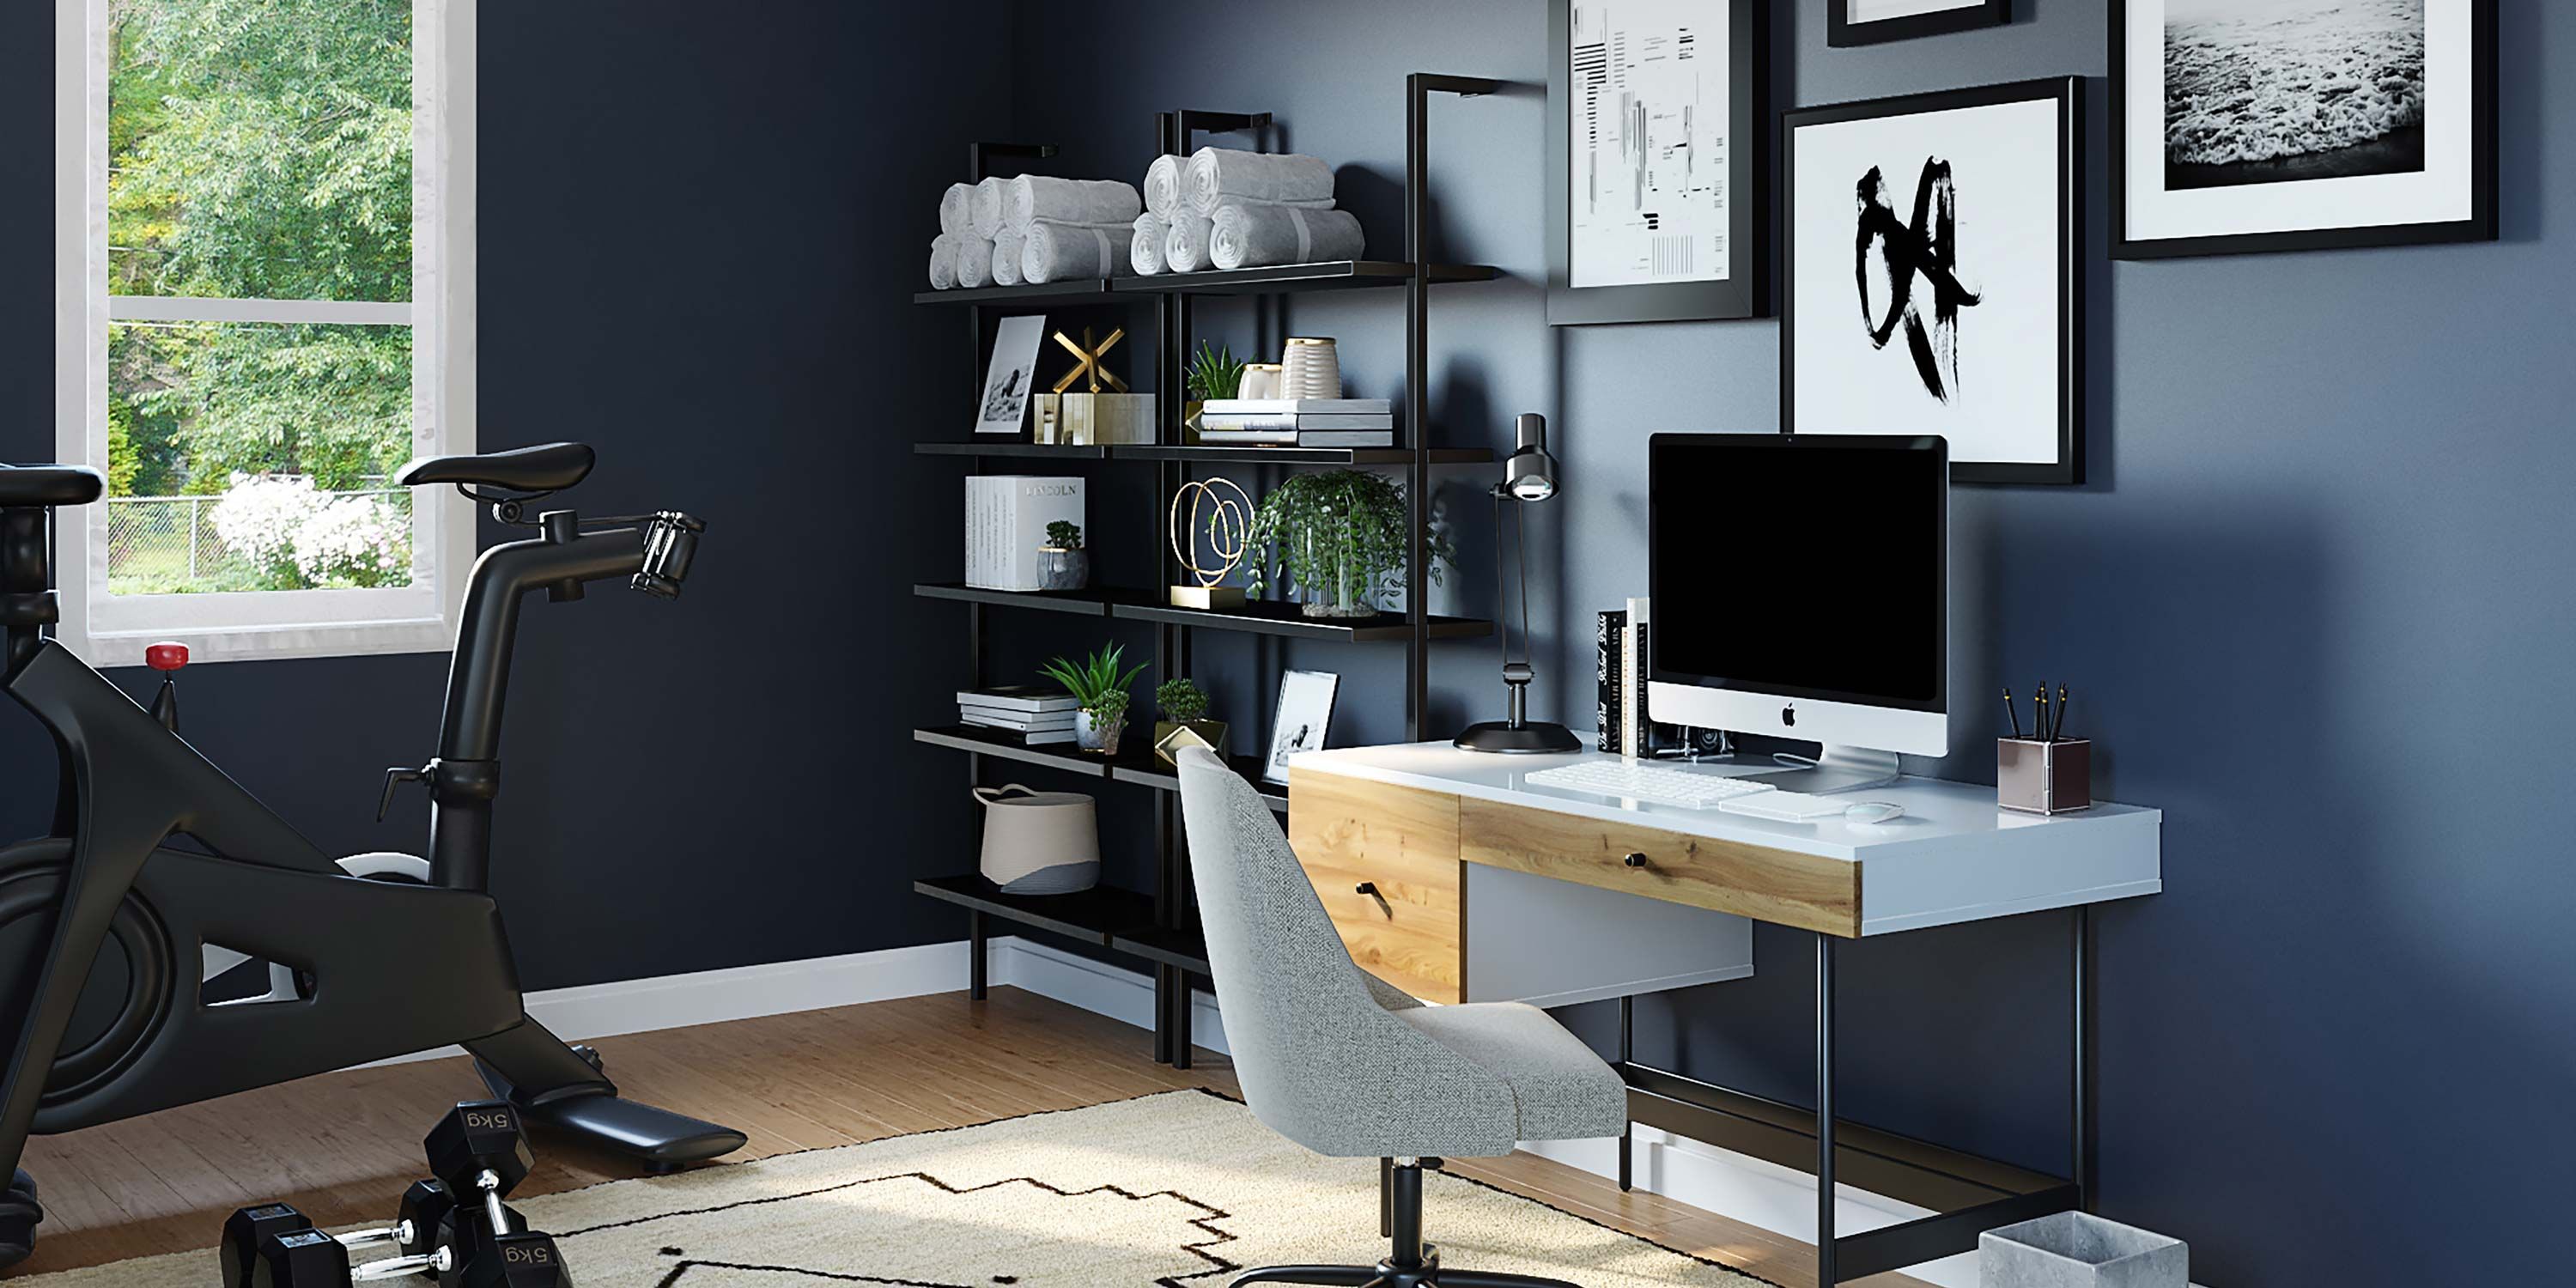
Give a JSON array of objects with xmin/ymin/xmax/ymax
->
[{"xmin": 914, "ymin": 81, "xmax": 1499, "ymax": 1068}]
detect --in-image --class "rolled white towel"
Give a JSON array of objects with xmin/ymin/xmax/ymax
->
[
  {"xmin": 1210, "ymin": 203, "xmax": 1366, "ymax": 271},
  {"xmin": 1144, "ymin": 154, "xmax": 1186, "ymax": 218},
  {"xmin": 955, "ymin": 236, "xmax": 997, "ymax": 289},
  {"xmin": 939, "ymin": 183, "xmax": 973, "ymax": 237},
  {"xmin": 1132, "ymin": 213, "xmax": 1169, "ymax": 276},
  {"xmin": 928, "ymin": 234, "xmax": 960, "ymax": 290},
  {"xmin": 1023, "ymin": 219, "xmax": 1134, "ymax": 284},
  {"xmin": 1005, "ymin": 175, "xmax": 1143, "ymax": 232},
  {"xmin": 1164, "ymin": 210, "xmax": 1215, "ymax": 273},
  {"xmin": 991, "ymin": 228, "xmax": 1028, "ymax": 287},
  {"xmin": 968, "ymin": 177, "xmax": 1008, "ymax": 239},
  {"xmin": 1186, "ymin": 147, "xmax": 1336, "ymax": 214}
]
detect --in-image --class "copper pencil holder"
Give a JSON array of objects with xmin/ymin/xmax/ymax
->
[{"xmin": 1998, "ymin": 738, "xmax": 2092, "ymax": 815}]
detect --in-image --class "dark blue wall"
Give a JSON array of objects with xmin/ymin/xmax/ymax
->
[
  {"xmin": 1008, "ymin": 1, "xmax": 2576, "ymax": 1283},
  {"xmin": 0, "ymin": 3, "xmax": 1010, "ymax": 990}
]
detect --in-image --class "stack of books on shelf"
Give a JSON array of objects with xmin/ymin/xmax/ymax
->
[
  {"xmin": 959, "ymin": 686, "xmax": 1081, "ymax": 745},
  {"xmin": 1198, "ymin": 398, "xmax": 1394, "ymax": 448}
]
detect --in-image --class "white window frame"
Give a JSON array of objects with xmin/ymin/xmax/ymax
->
[{"xmin": 52, "ymin": 0, "xmax": 477, "ymax": 666}]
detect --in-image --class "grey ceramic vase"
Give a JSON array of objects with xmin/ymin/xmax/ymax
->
[{"xmin": 1037, "ymin": 548, "xmax": 1089, "ymax": 592}]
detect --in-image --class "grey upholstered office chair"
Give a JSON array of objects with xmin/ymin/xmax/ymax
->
[{"xmin": 1176, "ymin": 747, "xmax": 1628, "ymax": 1288}]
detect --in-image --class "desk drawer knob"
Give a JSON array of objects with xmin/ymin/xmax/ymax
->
[
  {"xmin": 1623, "ymin": 853, "xmax": 1650, "ymax": 870},
  {"xmin": 1355, "ymin": 881, "xmax": 1377, "ymax": 895}
]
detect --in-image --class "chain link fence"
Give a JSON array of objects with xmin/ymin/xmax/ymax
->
[{"xmin": 106, "ymin": 489, "xmax": 411, "ymax": 595}]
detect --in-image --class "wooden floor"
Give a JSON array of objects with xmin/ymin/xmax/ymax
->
[{"xmin": 10, "ymin": 987, "xmax": 1927, "ymax": 1286}]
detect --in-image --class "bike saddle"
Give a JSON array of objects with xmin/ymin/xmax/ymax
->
[
  {"xmin": 397, "ymin": 442, "xmax": 595, "ymax": 495},
  {"xmin": 0, "ymin": 465, "xmax": 106, "ymax": 508}
]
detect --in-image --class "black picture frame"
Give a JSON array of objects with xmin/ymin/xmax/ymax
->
[
  {"xmin": 1828, "ymin": 0, "xmax": 2010, "ymax": 48},
  {"xmin": 1782, "ymin": 76, "xmax": 2084, "ymax": 487},
  {"xmin": 2111, "ymin": 0, "xmax": 2498, "ymax": 260},
  {"xmin": 1545, "ymin": 0, "xmax": 1766, "ymax": 326}
]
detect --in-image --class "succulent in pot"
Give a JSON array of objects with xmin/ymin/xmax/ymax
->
[
  {"xmin": 1184, "ymin": 340, "xmax": 1245, "ymax": 442},
  {"xmin": 1039, "ymin": 643, "xmax": 1145, "ymax": 755},
  {"xmin": 1151, "ymin": 678, "xmax": 1230, "ymax": 768},
  {"xmin": 1037, "ymin": 519, "xmax": 1088, "ymax": 592}
]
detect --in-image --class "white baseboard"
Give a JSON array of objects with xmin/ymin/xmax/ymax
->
[{"xmin": 992, "ymin": 937, "xmax": 1230, "ymax": 1057}]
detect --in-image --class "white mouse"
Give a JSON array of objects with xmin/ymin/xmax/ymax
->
[{"xmin": 1843, "ymin": 802, "xmax": 1905, "ymax": 825}]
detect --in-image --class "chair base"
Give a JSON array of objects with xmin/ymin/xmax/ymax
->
[{"xmin": 1227, "ymin": 1162, "xmax": 1581, "ymax": 1288}]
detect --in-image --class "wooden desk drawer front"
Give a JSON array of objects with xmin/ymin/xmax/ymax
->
[
  {"xmin": 1285, "ymin": 769, "xmax": 1464, "ymax": 1004},
  {"xmin": 1458, "ymin": 798, "xmax": 1863, "ymax": 939}
]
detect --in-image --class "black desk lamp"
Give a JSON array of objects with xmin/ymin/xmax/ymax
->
[{"xmin": 1455, "ymin": 414, "xmax": 1583, "ymax": 755}]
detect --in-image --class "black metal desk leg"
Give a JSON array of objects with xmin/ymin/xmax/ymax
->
[
  {"xmin": 1153, "ymin": 965, "xmax": 1176, "ymax": 1064},
  {"xmin": 1173, "ymin": 972, "xmax": 1194, "ymax": 1070},
  {"xmin": 968, "ymin": 911, "xmax": 987, "ymax": 1001},
  {"xmin": 1619, "ymin": 994, "xmax": 1635, "ymax": 1193},
  {"xmin": 2073, "ymin": 905, "xmax": 2096, "ymax": 1212},
  {"xmin": 1816, "ymin": 932, "xmax": 1838, "ymax": 1286}
]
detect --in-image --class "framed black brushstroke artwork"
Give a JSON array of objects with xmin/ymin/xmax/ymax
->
[
  {"xmin": 1545, "ymin": 0, "xmax": 1766, "ymax": 325},
  {"xmin": 1783, "ymin": 77, "xmax": 2082, "ymax": 486},
  {"xmin": 2113, "ymin": 0, "xmax": 2496, "ymax": 259},
  {"xmin": 1828, "ymin": 0, "xmax": 2010, "ymax": 48}
]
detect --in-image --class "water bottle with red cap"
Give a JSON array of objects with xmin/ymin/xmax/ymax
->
[{"xmin": 146, "ymin": 641, "xmax": 187, "ymax": 732}]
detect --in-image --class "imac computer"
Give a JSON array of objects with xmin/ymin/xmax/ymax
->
[{"xmin": 1647, "ymin": 433, "xmax": 1948, "ymax": 794}]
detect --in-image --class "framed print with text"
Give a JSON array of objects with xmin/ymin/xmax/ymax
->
[
  {"xmin": 1784, "ymin": 77, "xmax": 2082, "ymax": 485},
  {"xmin": 1829, "ymin": 0, "xmax": 2011, "ymax": 48},
  {"xmin": 1546, "ymin": 0, "xmax": 1765, "ymax": 325},
  {"xmin": 2113, "ymin": 0, "xmax": 2495, "ymax": 259}
]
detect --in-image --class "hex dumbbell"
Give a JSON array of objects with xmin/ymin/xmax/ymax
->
[
  {"xmin": 250, "ymin": 1226, "xmax": 455, "ymax": 1288},
  {"xmin": 422, "ymin": 1100, "xmax": 532, "ymax": 1236},
  {"xmin": 223, "ymin": 1184, "xmax": 452, "ymax": 1288}
]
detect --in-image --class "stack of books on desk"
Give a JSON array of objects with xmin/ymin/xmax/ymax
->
[
  {"xmin": 1198, "ymin": 398, "xmax": 1394, "ymax": 448},
  {"xmin": 958, "ymin": 686, "xmax": 1081, "ymax": 745}
]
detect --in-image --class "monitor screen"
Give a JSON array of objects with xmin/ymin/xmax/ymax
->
[{"xmin": 1649, "ymin": 434, "xmax": 1947, "ymax": 713}]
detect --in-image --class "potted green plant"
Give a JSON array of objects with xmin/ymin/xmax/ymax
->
[
  {"xmin": 1037, "ymin": 519, "xmax": 1088, "ymax": 592},
  {"xmin": 1242, "ymin": 470, "xmax": 1452, "ymax": 617},
  {"xmin": 1151, "ymin": 677, "xmax": 1229, "ymax": 768},
  {"xmin": 1185, "ymin": 340, "xmax": 1245, "ymax": 441},
  {"xmin": 1039, "ymin": 643, "xmax": 1146, "ymax": 754}
]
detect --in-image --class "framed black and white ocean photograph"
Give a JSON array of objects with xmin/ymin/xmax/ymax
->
[
  {"xmin": 2113, "ymin": 0, "xmax": 2496, "ymax": 259},
  {"xmin": 1784, "ymin": 77, "xmax": 2081, "ymax": 486},
  {"xmin": 1828, "ymin": 0, "xmax": 2010, "ymax": 49},
  {"xmin": 1544, "ymin": 0, "xmax": 1765, "ymax": 325}
]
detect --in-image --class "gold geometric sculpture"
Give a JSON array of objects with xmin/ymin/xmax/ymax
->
[
  {"xmin": 1050, "ymin": 326, "xmax": 1128, "ymax": 394},
  {"xmin": 1168, "ymin": 477, "xmax": 1252, "ymax": 609}
]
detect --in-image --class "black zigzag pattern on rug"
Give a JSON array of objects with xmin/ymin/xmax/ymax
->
[{"xmin": 579, "ymin": 1167, "xmax": 1242, "ymax": 1288}]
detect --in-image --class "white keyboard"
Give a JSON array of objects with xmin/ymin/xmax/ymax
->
[
  {"xmin": 1523, "ymin": 761, "xmax": 1775, "ymax": 810},
  {"xmin": 1716, "ymin": 791, "xmax": 1854, "ymax": 822}
]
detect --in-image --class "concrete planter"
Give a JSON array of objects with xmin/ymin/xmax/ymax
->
[{"xmin": 1980, "ymin": 1212, "xmax": 2186, "ymax": 1288}]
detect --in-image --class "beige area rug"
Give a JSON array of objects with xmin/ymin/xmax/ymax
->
[{"xmin": 21, "ymin": 1089, "xmax": 1772, "ymax": 1286}]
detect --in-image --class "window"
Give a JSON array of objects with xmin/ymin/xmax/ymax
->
[{"xmin": 55, "ymin": 0, "xmax": 476, "ymax": 665}]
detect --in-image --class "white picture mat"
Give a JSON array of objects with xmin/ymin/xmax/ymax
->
[
  {"xmin": 975, "ymin": 314, "xmax": 1046, "ymax": 434},
  {"xmin": 1847, "ymin": 0, "xmax": 1984, "ymax": 21},
  {"xmin": 1565, "ymin": 0, "xmax": 1732, "ymax": 289},
  {"xmin": 1265, "ymin": 670, "xmax": 1340, "ymax": 782},
  {"xmin": 2123, "ymin": 0, "xmax": 2475, "ymax": 242},
  {"xmin": 1790, "ymin": 97, "xmax": 2063, "ymax": 465}
]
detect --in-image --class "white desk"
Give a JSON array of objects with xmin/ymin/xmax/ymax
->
[{"xmin": 1285, "ymin": 744, "xmax": 2166, "ymax": 1285}]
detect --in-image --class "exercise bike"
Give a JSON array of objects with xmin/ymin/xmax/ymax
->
[{"xmin": 0, "ymin": 443, "xmax": 744, "ymax": 1270}]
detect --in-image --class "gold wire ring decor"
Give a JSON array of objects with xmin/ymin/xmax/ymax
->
[{"xmin": 1169, "ymin": 477, "xmax": 1254, "ymax": 605}]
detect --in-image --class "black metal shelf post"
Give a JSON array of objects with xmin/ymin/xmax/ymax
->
[{"xmin": 916, "ymin": 82, "xmax": 1497, "ymax": 1071}]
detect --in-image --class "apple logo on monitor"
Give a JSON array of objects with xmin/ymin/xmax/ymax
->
[{"xmin": 1782, "ymin": 705, "xmax": 1796, "ymax": 727}]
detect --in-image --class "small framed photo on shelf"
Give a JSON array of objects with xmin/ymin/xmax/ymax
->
[
  {"xmin": 1545, "ymin": 0, "xmax": 1767, "ymax": 325},
  {"xmin": 1264, "ymin": 670, "xmax": 1340, "ymax": 784},
  {"xmin": 1829, "ymin": 0, "xmax": 2010, "ymax": 48},
  {"xmin": 975, "ymin": 314, "xmax": 1047, "ymax": 435},
  {"xmin": 2112, "ymin": 0, "xmax": 2496, "ymax": 259},
  {"xmin": 1783, "ymin": 76, "xmax": 2083, "ymax": 485}
]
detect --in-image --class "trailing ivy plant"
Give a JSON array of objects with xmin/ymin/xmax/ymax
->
[
  {"xmin": 1186, "ymin": 341, "xmax": 1245, "ymax": 400},
  {"xmin": 1241, "ymin": 470, "xmax": 1452, "ymax": 617}
]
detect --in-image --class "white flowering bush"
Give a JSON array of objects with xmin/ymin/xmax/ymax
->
[
  {"xmin": 209, "ymin": 474, "xmax": 321, "ymax": 584},
  {"xmin": 208, "ymin": 473, "xmax": 412, "ymax": 590},
  {"xmin": 291, "ymin": 494, "xmax": 410, "ymax": 587}
]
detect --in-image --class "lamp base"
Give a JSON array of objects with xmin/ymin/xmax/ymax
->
[{"xmin": 1454, "ymin": 720, "xmax": 1584, "ymax": 755}]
